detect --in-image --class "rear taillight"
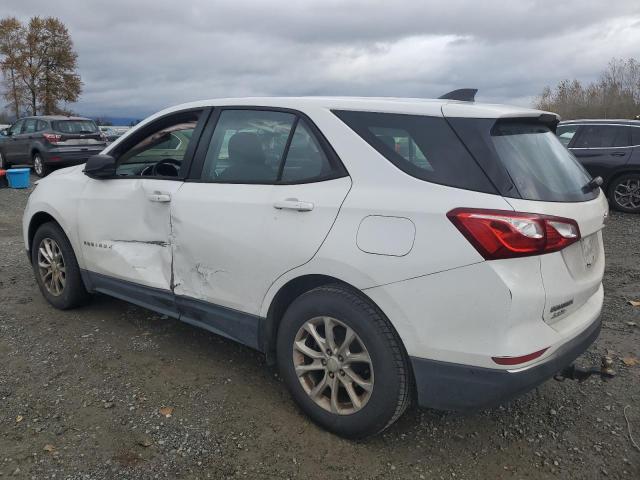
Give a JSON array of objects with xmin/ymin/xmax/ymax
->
[
  {"xmin": 43, "ymin": 133, "xmax": 62, "ymax": 144},
  {"xmin": 447, "ymin": 208, "xmax": 580, "ymax": 260}
]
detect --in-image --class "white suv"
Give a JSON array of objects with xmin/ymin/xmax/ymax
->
[{"xmin": 23, "ymin": 94, "xmax": 607, "ymax": 438}]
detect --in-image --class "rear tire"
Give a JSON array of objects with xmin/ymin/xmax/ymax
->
[
  {"xmin": 32, "ymin": 222, "xmax": 90, "ymax": 309},
  {"xmin": 0, "ymin": 150, "xmax": 10, "ymax": 170},
  {"xmin": 276, "ymin": 284, "xmax": 411, "ymax": 438},
  {"xmin": 33, "ymin": 152, "xmax": 49, "ymax": 177},
  {"xmin": 608, "ymin": 173, "xmax": 640, "ymax": 213}
]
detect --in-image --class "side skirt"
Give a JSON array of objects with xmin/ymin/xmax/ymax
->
[{"xmin": 81, "ymin": 270, "xmax": 263, "ymax": 351}]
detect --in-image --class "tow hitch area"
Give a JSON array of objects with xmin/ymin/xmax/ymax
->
[{"xmin": 554, "ymin": 355, "xmax": 616, "ymax": 382}]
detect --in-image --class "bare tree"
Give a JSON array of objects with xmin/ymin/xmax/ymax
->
[{"xmin": 534, "ymin": 58, "xmax": 640, "ymax": 119}]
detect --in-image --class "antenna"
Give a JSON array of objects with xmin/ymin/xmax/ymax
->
[{"xmin": 438, "ymin": 88, "xmax": 478, "ymax": 102}]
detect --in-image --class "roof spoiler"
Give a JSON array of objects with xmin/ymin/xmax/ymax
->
[{"xmin": 438, "ymin": 88, "xmax": 477, "ymax": 102}]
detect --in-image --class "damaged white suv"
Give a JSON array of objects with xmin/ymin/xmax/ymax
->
[{"xmin": 23, "ymin": 92, "xmax": 607, "ymax": 438}]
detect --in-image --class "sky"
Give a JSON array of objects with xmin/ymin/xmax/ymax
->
[{"xmin": 4, "ymin": 0, "xmax": 640, "ymax": 121}]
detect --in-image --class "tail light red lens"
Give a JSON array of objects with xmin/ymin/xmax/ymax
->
[
  {"xmin": 447, "ymin": 208, "xmax": 580, "ymax": 260},
  {"xmin": 43, "ymin": 133, "xmax": 62, "ymax": 144}
]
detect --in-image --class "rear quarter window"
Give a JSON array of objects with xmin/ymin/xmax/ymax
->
[{"xmin": 333, "ymin": 110, "xmax": 496, "ymax": 194}]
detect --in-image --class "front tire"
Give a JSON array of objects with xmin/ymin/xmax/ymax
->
[
  {"xmin": 277, "ymin": 284, "xmax": 411, "ymax": 438},
  {"xmin": 32, "ymin": 222, "xmax": 89, "ymax": 309},
  {"xmin": 608, "ymin": 173, "xmax": 640, "ymax": 213},
  {"xmin": 33, "ymin": 152, "xmax": 49, "ymax": 177}
]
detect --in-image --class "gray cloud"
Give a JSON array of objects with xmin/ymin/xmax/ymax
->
[{"xmin": 4, "ymin": 0, "xmax": 640, "ymax": 119}]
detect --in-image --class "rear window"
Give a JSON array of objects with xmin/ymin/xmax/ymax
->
[
  {"xmin": 333, "ymin": 110, "xmax": 496, "ymax": 193},
  {"xmin": 52, "ymin": 120, "xmax": 98, "ymax": 134},
  {"xmin": 489, "ymin": 121, "xmax": 596, "ymax": 202}
]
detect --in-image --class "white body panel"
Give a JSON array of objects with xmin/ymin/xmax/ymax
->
[
  {"xmin": 171, "ymin": 177, "xmax": 351, "ymax": 314},
  {"xmin": 23, "ymin": 96, "xmax": 606, "ymax": 379}
]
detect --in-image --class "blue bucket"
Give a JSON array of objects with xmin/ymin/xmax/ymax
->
[{"xmin": 6, "ymin": 168, "xmax": 31, "ymax": 189}]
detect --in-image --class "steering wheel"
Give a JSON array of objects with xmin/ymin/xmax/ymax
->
[{"xmin": 141, "ymin": 158, "xmax": 181, "ymax": 177}]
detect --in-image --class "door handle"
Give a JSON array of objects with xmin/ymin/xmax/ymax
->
[
  {"xmin": 273, "ymin": 199, "xmax": 314, "ymax": 212},
  {"xmin": 148, "ymin": 192, "xmax": 172, "ymax": 203},
  {"xmin": 610, "ymin": 152, "xmax": 626, "ymax": 157}
]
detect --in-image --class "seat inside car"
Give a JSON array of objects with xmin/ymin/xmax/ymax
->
[{"xmin": 219, "ymin": 131, "xmax": 274, "ymax": 182}]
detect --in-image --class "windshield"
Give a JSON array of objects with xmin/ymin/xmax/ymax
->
[
  {"xmin": 52, "ymin": 120, "xmax": 98, "ymax": 134},
  {"xmin": 490, "ymin": 121, "xmax": 596, "ymax": 202}
]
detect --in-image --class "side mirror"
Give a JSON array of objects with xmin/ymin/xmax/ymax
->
[
  {"xmin": 84, "ymin": 154, "xmax": 117, "ymax": 179},
  {"xmin": 0, "ymin": 129, "xmax": 10, "ymax": 137}
]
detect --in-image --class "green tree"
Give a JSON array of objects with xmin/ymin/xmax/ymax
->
[{"xmin": 0, "ymin": 16, "xmax": 81, "ymax": 116}]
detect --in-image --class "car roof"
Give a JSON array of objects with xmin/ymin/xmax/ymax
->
[
  {"xmin": 559, "ymin": 119, "xmax": 640, "ymax": 126},
  {"xmin": 21, "ymin": 115, "xmax": 93, "ymax": 121},
  {"xmin": 150, "ymin": 96, "xmax": 555, "ymax": 120}
]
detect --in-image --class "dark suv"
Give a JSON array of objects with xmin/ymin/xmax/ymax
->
[
  {"xmin": 0, "ymin": 116, "xmax": 106, "ymax": 177},
  {"xmin": 557, "ymin": 119, "xmax": 640, "ymax": 213}
]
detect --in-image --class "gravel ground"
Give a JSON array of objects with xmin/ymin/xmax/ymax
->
[{"xmin": 1, "ymin": 178, "xmax": 639, "ymax": 479}]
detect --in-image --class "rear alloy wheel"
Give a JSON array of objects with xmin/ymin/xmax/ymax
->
[
  {"xmin": 277, "ymin": 284, "xmax": 411, "ymax": 438},
  {"xmin": 609, "ymin": 174, "xmax": 640, "ymax": 213},
  {"xmin": 33, "ymin": 153, "xmax": 49, "ymax": 177}
]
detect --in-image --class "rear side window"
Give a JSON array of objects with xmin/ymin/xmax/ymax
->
[
  {"xmin": 52, "ymin": 120, "xmax": 98, "ymax": 134},
  {"xmin": 573, "ymin": 125, "xmax": 631, "ymax": 148},
  {"xmin": 280, "ymin": 120, "xmax": 332, "ymax": 182},
  {"xmin": 490, "ymin": 121, "xmax": 595, "ymax": 202},
  {"xmin": 37, "ymin": 120, "xmax": 47, "ymax": 131},
  {"xmin": 333, "ymin": 110, "xmax": 496, "ymax": 193}
]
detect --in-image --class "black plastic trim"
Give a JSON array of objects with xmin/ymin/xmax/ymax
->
[
  {"xmin": 410, "ymin": 317, "xmax": 601, "ymax": 411},
  {"xmin": 81, "ymin": 270, "xmax": 263, "ymax": 351}
]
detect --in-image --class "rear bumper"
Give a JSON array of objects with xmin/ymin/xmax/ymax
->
[{"xmin": 410, "ymin": 316, "xmax": 601, "ymax": 410}]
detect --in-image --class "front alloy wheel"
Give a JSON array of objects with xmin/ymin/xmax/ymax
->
[
  {"xmin": 37, "ymin": 237, "xmax": 66, "ymax": 296},
  {"xmin": 293, "ymin": 316, "xmax": 374, "ymax": 415}
]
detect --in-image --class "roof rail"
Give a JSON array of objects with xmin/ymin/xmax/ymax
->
[{"xmin": 438, "ymin": 88, "xmax": 477, "ymax": 102}]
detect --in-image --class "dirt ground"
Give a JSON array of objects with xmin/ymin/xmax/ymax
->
[{"xmin": 1, "ymin": 178, "xmax": 639, "ymax": 480}]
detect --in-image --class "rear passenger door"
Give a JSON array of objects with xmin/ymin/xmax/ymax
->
[
  {"xmin": 170, "ymin": 108, "xmax": 351, "ymax": 347},
  {"xmin": 4, "ymin": 119, "xmax": 26, "ymax": 162},
  {"xmin": 570, "ymin": 124, "xmax": 632, "ymax": 179}
]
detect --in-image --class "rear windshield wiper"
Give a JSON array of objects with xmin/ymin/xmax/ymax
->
[{"xmin": 583, "ymin": 176, "xmax": 603, "ymax": 192}]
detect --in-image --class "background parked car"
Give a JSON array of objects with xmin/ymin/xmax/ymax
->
[
  {"xmin": 0, "ymin": 116, "xmax": 106, "ymax": 177},
  {"xmin": 99, "ymin": 125, "xmax": 129, "ymax": 143},
  {"xmin": 557, "ymin": 119, "xmax": 640, "ymax": 213}
]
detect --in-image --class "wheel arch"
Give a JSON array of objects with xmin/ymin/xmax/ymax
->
[
  {"xmin": 28, "ymin": 211, "xmax": 61, "ymax": 254},
  {"xmin": 260, "ymin": 273, "xmax": 412, "ymax": 373}
]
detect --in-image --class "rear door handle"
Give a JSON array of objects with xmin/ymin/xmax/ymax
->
[
  {"xmin": 273, "ymin": 199, "xmax": 314, "ymax": 212},
  {"xmin": 148, "ymin": 192, "xmax": 172, "ymax": 203},
  {"xmin": 610, "ymin": 152, "xmax": 626, "ymax": 157}
]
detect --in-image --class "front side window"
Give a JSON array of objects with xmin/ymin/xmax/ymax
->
[
  {"xmin": 10, "ymin": 120, "xmax": 24, "ymax": 135},
  {"xmin": 114, "ymin": 110, "xmax": 202, "ymax": 177},
  {"xmin": 556, "ymin": 124, "xmax": 579, "ymax": 147},
  {"xmin": 333, "ymin": 110, "xmax": 495, "ymax": 193},
  {"xmin": 573, "ymin": 125, "xmax": 631, "ymax": 148},
  {"xmin": 201, "ymin": 110, "xmax": 295, "ymax": 183}
]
